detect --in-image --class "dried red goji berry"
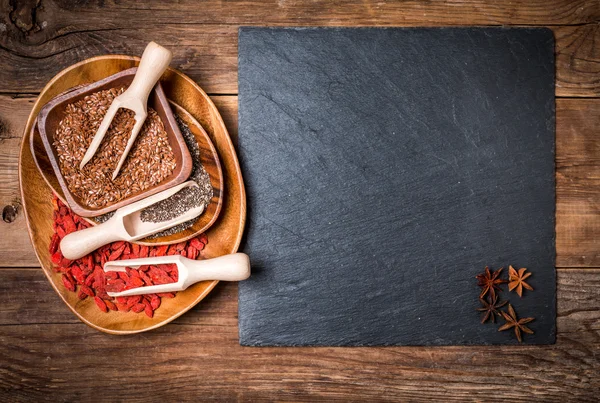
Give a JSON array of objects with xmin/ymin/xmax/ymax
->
[
  {"xmin": 71, "ymin": 265, "xmax": 86, "ymax": 284},
  {"xmin": 108, "ymin": 244, "xmax": 126, "ymax": 261},
  {"xmin": 139, "ymin": 245, "xmax": 149, "ymax": 258},
  {"xmin": 144, "ymin": 304, "xmax": 154, "ymax": 318},
  {"xmin": 131, "ymin": 303, "xmax": 145, "ymax": 313},
  {"xmin": 149, "ymin": 268, "xmax": 172, "ymax": 284},
  {"xmin": 157, "ymin": 292, "xmax": 176, "ymax": 298},
  {"xmin": 156, "ymin": 245, "xmax": 168, "ymax": 257},
  {"xmin": 84, "ymin": 273, "xmax": 95, "ymax": 287},
  {"xmin": 111, "ymin": 241, "xmax": 125, "ymax": 250},
  {"xmin": 96, "ymin": 290, "xmax": 109, "ymax": 300},
  {"xmin": 157, "ymin": 264, "xmax": 173, "ymax": 273},
  {"xmin": 51, "ymin": 251, "xmax": 62, "ymax": 265},
  {"xmin": 61, "ymin": 274, "xmax": 75, "ymax": 292},
  {"xmin": 77, "ymin": 289, "xmax": 88, "ymax": 300},
  {"xmin": 80, "ymin": 285, "xmax": 94, "ymax": 297},
  {"xmin": 189, "ymin": 237, "xmax": 203, "ymax": 250},
  {"xmin": 126, "ymin": 295, "xmax": 142, "ymax": 308},
  {"xmin": 85, "ymin": 255, "xmax": 94, "ymax": 272},
  {"xmin": 64, "ymin": 271, "xmax": 76, "ymax": 284},
  {"xmin": 94, "ymin": 297, "xmax": 108, "ymax": 313},
  {"xmin": 116, "ymin": 303, "xmax": 130, "ymax": 312},
  {"xmin": 104, "ymin": 299, "xmax": 117, "ymax": 311},
  {"xmin": 81, "ymin": 264, "xmax": 92, "ymax": 277},
  {"xmin": 127, "ymin": 268, "xmax": 141, "ymax": 278},
  {"xmin": 63, "ymin": 216, "xmax": 76, "ymax": 234},
  {"xmin": 129, "ymin": 276, "xmax": 144, "ymax": 288},
  {"xmin": 56, "ymin": 226, "xmax": 67, "ymax": 239},
  {"xmin": 93, "ymin": 266, "xmax": 104, "ymax": 286},
  {"xmin": 49, "ymin": 233, "xmax": 60, "ymax": 254},
  {"xmin": 140, "ymin": 271, "xmax": 153, "ymax": 286},
  {"xmin": 60, "ymin": 257, "xmax": 73, "ymax": 268},
  {"xmin": 105, "ymin": 280, "xmax": 126, "ymax": 293},
  {"xmin": 150, "ymin": 294, "xmax": 161, "ymax": 310},
  {"xmin": 186, "ymin": 245, "xmax": 197, "ymax": 260}
]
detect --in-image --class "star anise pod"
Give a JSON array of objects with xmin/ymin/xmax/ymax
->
[
  {"xmin": 475, "ymin": 266, "xmax": 506, "ymax": 300},
  {"xmin": 508, "ymin": 265, "xmax": 533, "ymax": 297},
  {"xmin": 477, "ymin": 294, "xmax": 507, "ymax": 324},
  {"xmin": 498, "ymin": 304, "xmax": 534, "ymax": 342}
]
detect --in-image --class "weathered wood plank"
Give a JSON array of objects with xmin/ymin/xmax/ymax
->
[
  {"xmin": 16, "ymin": 0, "xmax": 600, "ymax": 27},
  {"xmin": 556, "ymin": 99, "xmax": 600, "ymax": 267},
  {"xmin": 0, "ymin": 95, "xmax": 36, "ymax": 266},
  {"xmin": 0, "ymin": 268, "xmax": 598, "ymax": 401},
  {"xmin": 1, "ymin": 0, "xmax": 599, "ymax": 95},
  {"xmin": 0, "ymin": 96, "xmax": 596, "ymax": 267},
  {"xmin": 555, "ymin": 24, "xmax": 600, "ymax": 98}
]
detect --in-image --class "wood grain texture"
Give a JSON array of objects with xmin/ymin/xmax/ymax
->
[
  {"xmin": 0, "ymin": 95, "xmax": 36, "ymax": 265},
  {"xmin": 1, "ymin": 1, "xmax": 599, "ymax": 96},
  {"xmin": 0, "ymin": 1, "xmax": 599, "ymax": 398},
  {"xmin": 0, "ymin": 96, "xmax": 597, "ymax": 267},
  {"xmin": 0, "ymin": 268, "xmax": 598, "ymax": 401},
  {"xmin": 556, "ymin": 99, "xmax": 600, "ymax": 267}
]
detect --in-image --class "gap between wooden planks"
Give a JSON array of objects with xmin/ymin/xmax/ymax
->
[
  {"xmin": 0, "ymin": 269, "xmax": 598, "ymax": 401},
  {"xmin": 0, "ymin": 0, "xmax": 599, "ymax": 96},
  {"xmin": 0, "ymin": 96, "xmax": 598, "ymax": 267}
]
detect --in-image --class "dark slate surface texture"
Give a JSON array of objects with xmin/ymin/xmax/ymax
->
[{"xmin": 238, "ymin": 27, "xmax": 556, "ymax": 346}]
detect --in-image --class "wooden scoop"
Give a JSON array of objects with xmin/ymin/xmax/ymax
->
[
  {"xmin": 103, "ymin": 253, "xmax": 251, "ymax": 297},
  {"xmin": 80, "ymin": 41, "xmax": 173, "ymax": 179},
  {"xmin": 60, "ymin": 181, "xmax": 203, "ymax": 260}
]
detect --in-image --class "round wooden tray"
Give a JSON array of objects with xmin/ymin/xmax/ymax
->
[{"xmin": 19, "ymin": 56, "xmax": 246, "ymax": 334}]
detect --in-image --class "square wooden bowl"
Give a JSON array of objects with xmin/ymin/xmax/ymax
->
[{"xmin": 36, "ymin": 67, "xmax": 193, "ymax": 217}]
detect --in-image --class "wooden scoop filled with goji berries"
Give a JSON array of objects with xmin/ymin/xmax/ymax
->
[{"xmin": 103, "ymin": 253, "xmax": 251, "ymax": 297}]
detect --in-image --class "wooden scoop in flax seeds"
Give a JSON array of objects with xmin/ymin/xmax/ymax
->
[{"xmin": 53, "ymin": 87, "xmax": 177, "ymax": 209}]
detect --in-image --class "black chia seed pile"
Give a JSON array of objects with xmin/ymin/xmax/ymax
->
[{"xmin": 94, "ymin": 115, "xmax": 213, "ymax": 239}]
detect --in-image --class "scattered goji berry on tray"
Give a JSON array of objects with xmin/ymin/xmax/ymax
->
[{"xmin": 49, "ymin": 195, "xmax": 208, "ymax": 317}]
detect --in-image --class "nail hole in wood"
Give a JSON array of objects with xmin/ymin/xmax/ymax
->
[{"xmin": 2, "ymin": 205, "xmax": 18, "ymax": 223}]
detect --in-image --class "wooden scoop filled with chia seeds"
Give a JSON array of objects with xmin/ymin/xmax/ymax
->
[{"xmin": 60, "ymin": 181, "xmax": 204, "ymax": 260}]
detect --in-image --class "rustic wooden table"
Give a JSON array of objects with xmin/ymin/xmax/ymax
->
[{"xmin": 1, "ymin": 1, "xmax": 599, "ymax": 401}]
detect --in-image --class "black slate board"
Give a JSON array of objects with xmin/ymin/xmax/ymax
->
[{"xmin": 238, "ymin": 27, "xmax": 556, "ymax": 346}]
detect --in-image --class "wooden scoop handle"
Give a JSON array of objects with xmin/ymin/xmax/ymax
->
[
  {"xmin": 184, "ymin": 253, "xmax": 251, "ymax": 285},
  {"xmin": 60, "ymin": 222, "xmax": 123, "ymax": 260},
  {"xmin": 127, "ymin": 41, "xmax": 173, "ymax": 102}
]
